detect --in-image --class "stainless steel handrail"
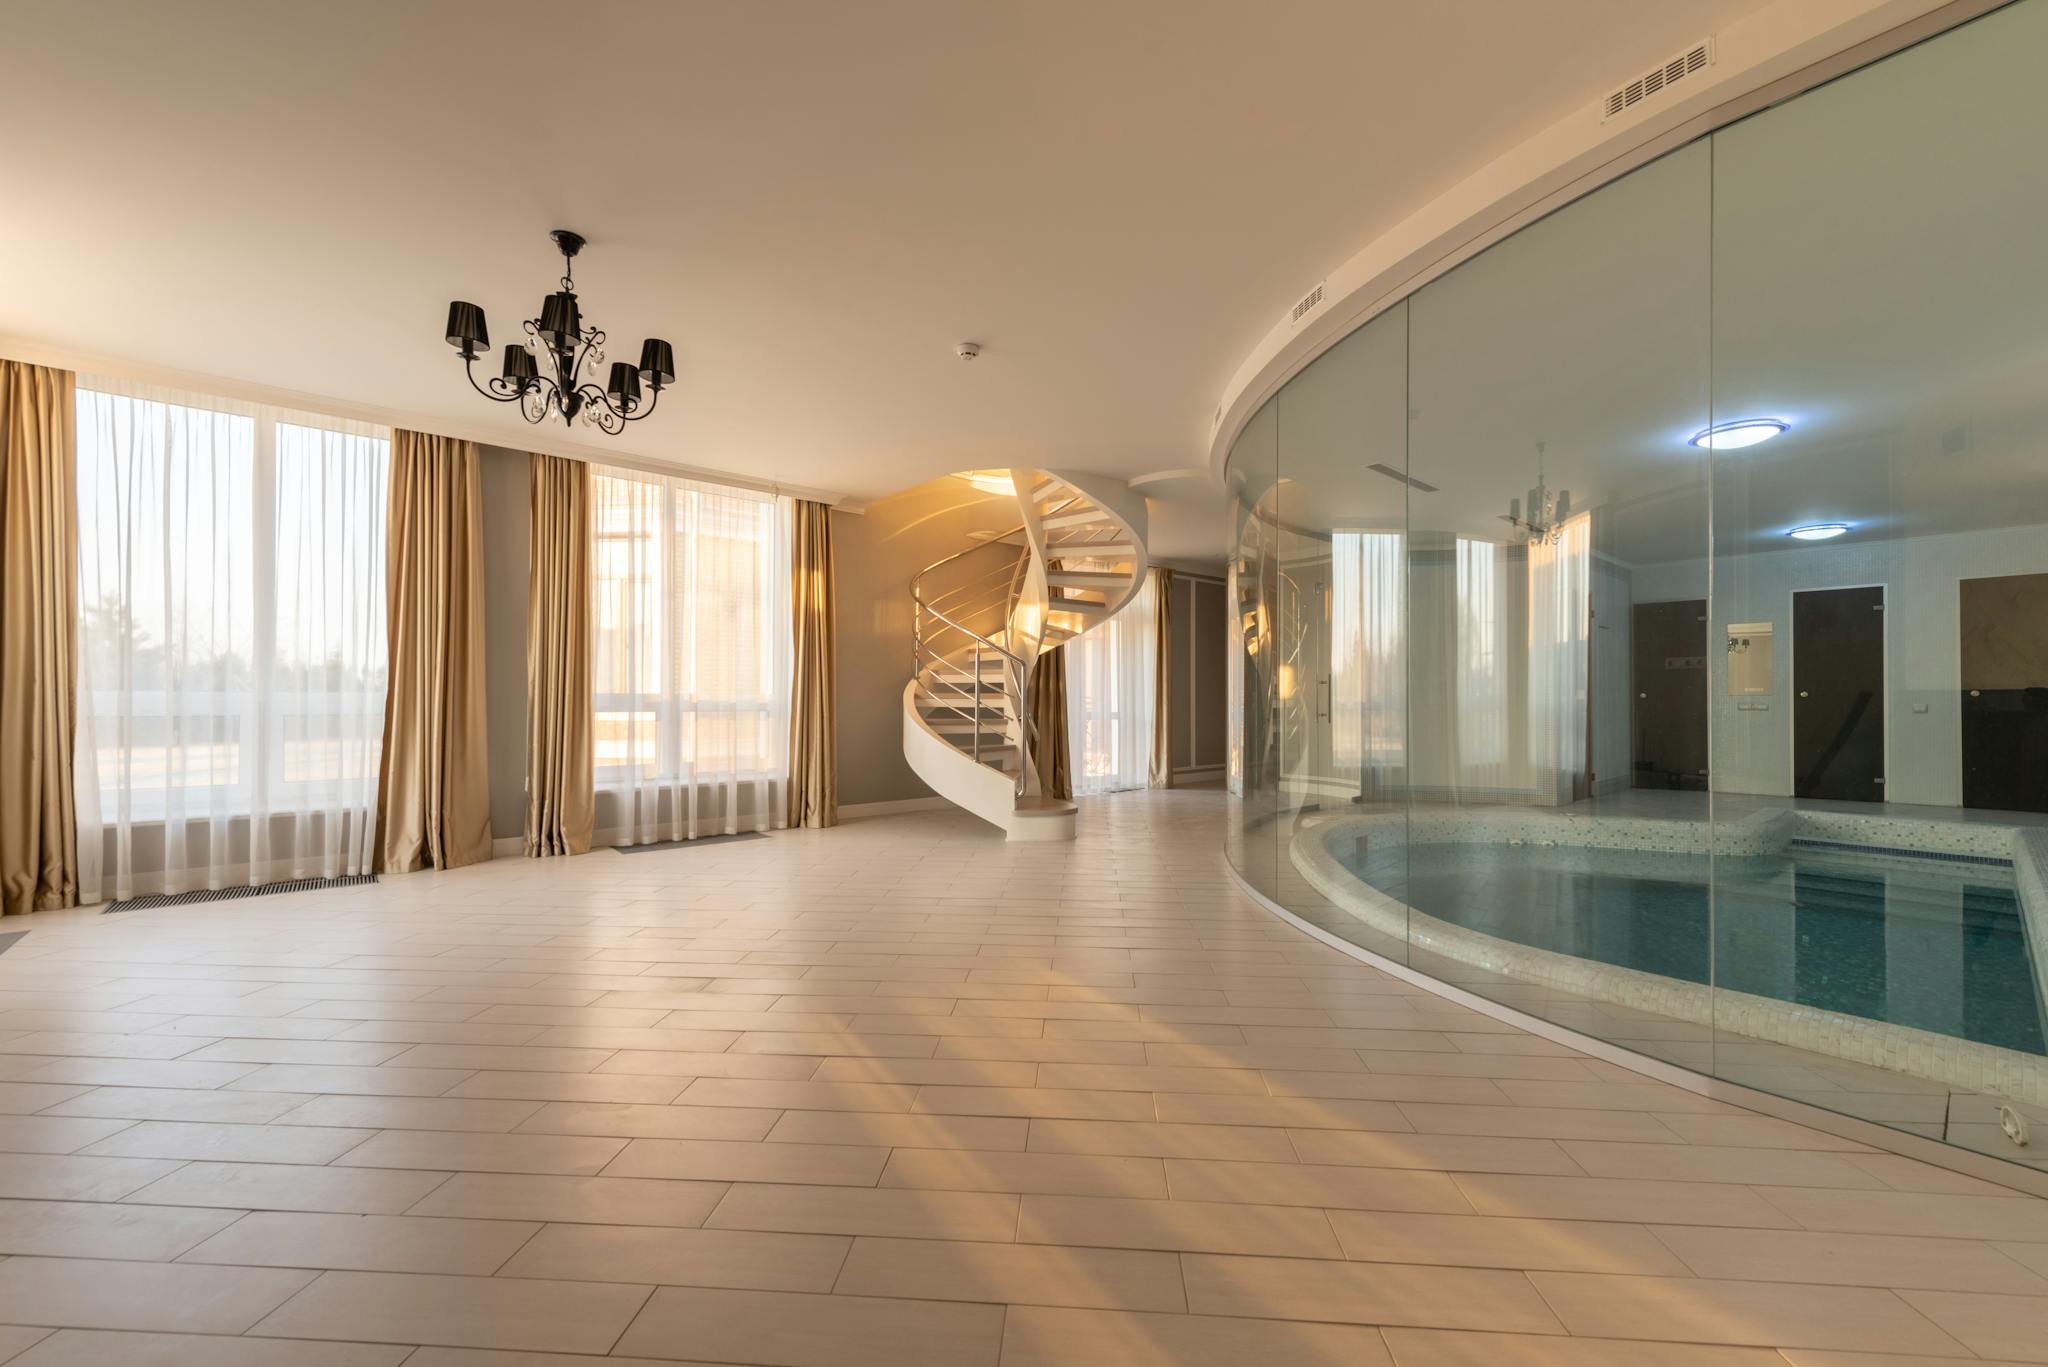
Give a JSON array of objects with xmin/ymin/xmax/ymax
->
[{"xmin": 913, "ymin": 526, "xmax": 1025, "ymax": 590}]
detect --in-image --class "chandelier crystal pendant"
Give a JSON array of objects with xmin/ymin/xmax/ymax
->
[
  {"xmin": 1501, "ymin": 440, "xmax": 1572, "ymax": 546},
  {"xmin": 443, "ymin": 229, "xmax": 674, "ymax": 435}
]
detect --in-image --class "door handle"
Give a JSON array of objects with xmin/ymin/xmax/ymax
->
[{"xmin": 1798, "ymin": 690, "xmax": 1810, "ymax": 698}]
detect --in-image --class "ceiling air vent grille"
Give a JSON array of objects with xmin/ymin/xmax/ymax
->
[
  {"xmin": 1603, "ymin": 39, "xmax": 1713, "ymax": 121},
  {"xmin": 1291, "ymin": 282, "xmax": 1326, "ymax": 324}
]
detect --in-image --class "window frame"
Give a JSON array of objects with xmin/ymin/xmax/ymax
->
[
  {"xmin": 74, "ymin": 383, "xmax": 391, "ymax": 824},
  {"xmin": 589, "ymin": 465, "xmax": 793, "ymax": 791}
]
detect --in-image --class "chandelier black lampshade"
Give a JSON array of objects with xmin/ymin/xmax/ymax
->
[
  {"xmin": 442, "ymin": 229, "xmax": 674, "ymax": 434},
  {"xmin": 638, "ymin": 338, "xmax": 676, "ymax": 389},
  {"xmin": 445, "ymin": 301, "xmax": 489, "ymax": 357},
  {"xmin": 537, "ymin": 291, "xmax": 582, "ymax": 347},
  {"xmin": 500, "ymin": 344, "xmax": 538, "ymax": 387},
  {"xmin": 606, "ymin": 361, "xmax": 643, "ymax": 409}
]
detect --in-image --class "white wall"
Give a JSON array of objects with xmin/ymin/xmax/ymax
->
[{"xmin": 1630, "ymin": 521, "xmax": 2048, "ymax": 806}]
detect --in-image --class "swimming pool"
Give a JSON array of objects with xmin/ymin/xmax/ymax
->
[{"xmin": 1338, "ymin": 839, "xmax": 2047, "ymax": 1057}]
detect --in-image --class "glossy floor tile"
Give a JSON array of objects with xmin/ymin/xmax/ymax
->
[{"xmin": 0, "ymin": 790, "xmax": 2041, "ymax": 1364}]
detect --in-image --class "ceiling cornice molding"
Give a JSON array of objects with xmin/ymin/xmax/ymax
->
[
  {"xmin": 1203, "ymin": 0, "xmax": 2006, "ymax": 487},
  {"xmin": 0, "ymin": 333, "xmax": 860, "ymax": 508}
]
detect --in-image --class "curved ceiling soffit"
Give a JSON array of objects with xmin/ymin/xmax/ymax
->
[{"xmin": 1203, "ymin": 0, "xmax": 1999, "ymax": 487}]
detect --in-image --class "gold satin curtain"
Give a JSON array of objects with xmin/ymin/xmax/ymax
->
[
  {"xmin": 375, "ymin": 429, "xmax": 493, "ymax": 872},
  {"xmin": 0, "ymin": 360, "xmax": 79, "ymax": 915},
  {"xmin": 1149, "ymin": 566, "xmax": 1173, "ymax": 789},
  {"xmin": 787, "ymin": 500, "xmax": 838, "ymax": 828},
  {"xmin": 1030, "ymin": 646, "xmax": 1071, "ymax": 801},
  {"xmin": 526, "ymin": 454, "xmax": 593, "ymax": 855}
]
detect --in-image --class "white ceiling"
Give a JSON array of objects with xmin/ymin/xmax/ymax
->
[
  {"xmin": 1235, "ymin": 0, "xmax": 2048, "ymax": 567},
  {"xmin": 0, "ymin": 0, "xmax": 1780, "ymax": 561}
]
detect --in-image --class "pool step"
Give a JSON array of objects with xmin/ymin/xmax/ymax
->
[{"xmin": 1715, "ymin": 873, "xmax": 2024, "ymax": 932}]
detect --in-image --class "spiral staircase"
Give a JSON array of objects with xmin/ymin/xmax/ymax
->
[{"xmin": 903, "ymin": 469, "xmax": 1149, "ymax": 840}]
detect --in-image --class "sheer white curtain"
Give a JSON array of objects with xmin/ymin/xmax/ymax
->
[
  {"xmin": 1065, "ymin": 571, "xmax": 1158, "ymax": 795},
  {"xmin": 1454, "ymin": 535, "xmax": 1512, "ymax": 793},
  {"xmin": 591, "ymin": 466, "xmax": 792, "ymax": 843},
  {"xmin": 73, "ymin": 380, "xmax": 389, "ymax": 901},
  {"xmin": 1527, "ymin": 512, "xmax": 1592, "ymax": 803},
  {"xmin": 1331, "ymin": 531, "xmax": 1404, "ymax": 794}
]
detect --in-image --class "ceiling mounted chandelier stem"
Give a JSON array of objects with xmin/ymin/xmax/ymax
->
[{"xmin": 443, "ymin": 229, "xmax": 674, "ymax": 434}]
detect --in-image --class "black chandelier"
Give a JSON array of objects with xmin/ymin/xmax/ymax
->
[{"xmin": 443, "ymin": 229, "xmax": 674, "ymax": 434}]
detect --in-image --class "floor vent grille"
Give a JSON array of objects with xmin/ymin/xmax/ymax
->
[
  {"xmin": 105, "ymin": 873, "xmax": 378, "ymax": 912},
  {"xmin": 1604, "ymin": 40, "xmax": 1713, "ymax": 121},
  {"xmin": 615, "ymin": 831, "xmax": 771, "ymax": 853}
]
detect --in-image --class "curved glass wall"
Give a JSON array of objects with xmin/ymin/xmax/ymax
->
[{"xmin": 1225, "ymin": 0, "xmax": 2048, "ymax": 1172}]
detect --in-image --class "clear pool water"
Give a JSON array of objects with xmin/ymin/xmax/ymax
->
[{"xmin": 1339, "ymin": 840, "xmax": 2046, "ymax": 1056}]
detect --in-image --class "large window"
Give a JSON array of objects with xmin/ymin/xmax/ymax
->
[
  {"xmin": 591, "ymin": 465, "xmax": 791, "ymax": 842},
  {"xmin": 1066, "ymin": 571, "xmax": 1158, "ymax": 795},
  {"xmin": 74, "ymin": 380, "xmax": 389, "ymax": 899}
]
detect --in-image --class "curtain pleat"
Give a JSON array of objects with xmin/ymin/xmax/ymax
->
[
  {"xmin": 0, "ymin": 360, "xmax": 79, "ymax": 915},
  {"xmin": 375, "ymin": 430, "xmax": 491, "ymax": 872},
  {"xmin": 526, "ymin": 454, "xmax": 593, "ymax": 856},
  {"xmin": 1065, "ymin": 571, "xmax": 1158, "ymax": 795},
  {"xmin": 1030, "ymin": 646, "xmax": 1071, "ymax": 801},
  {"xmin": 1332, "ymin": 532, "xmax": 1406, "ymax": 799},
  {"xmin": 787, "ymin": 500, "xmax": 837, "ymax": 828},
  {"xmin": 1149, "ymin": 566, "xmax": 1172, "ymax": 789}
]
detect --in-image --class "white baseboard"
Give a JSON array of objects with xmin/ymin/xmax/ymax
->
[
  {"xmin": 491, "ymin": 836, "xmax": 525, "ymax": 858},
  {"xmin": 839, "ymin": 796, "xmax": 949, "ymax": 820}
]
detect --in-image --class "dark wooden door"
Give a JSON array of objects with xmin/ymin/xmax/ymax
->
[
  {"xmin": 1960, "ymin": 572, "xmax": 2048, "ymax": 813},
  {"xmin": 1631, "ymin": 599, "xmax": 1707, "ymax": 790},
  {"xmin": 1793, "ymin": 586, "xmax": 1885, "ymax": 801}
]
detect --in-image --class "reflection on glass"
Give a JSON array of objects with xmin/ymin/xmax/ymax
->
[
  {"xmin": 1223, "ymin": 2, "xmax": 2048, "ymax": 1174},
  {"xmin": 1331, "ymin": 532, "xmax": 1404, "ymax": 795}
]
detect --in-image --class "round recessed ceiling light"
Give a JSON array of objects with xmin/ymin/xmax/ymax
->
[
  {"xmin": 1787, "ymin": 522, "xmax": 1851, "ymax": 541},
  {"xmin": 1690, "ymin": 418, "xmax": 1790, "ymax": 450}
]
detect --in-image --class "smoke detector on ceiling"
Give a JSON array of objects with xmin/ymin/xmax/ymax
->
[
  {"xmin": 956, "ymin": 341, "xmax": 982, "ymax": 360},
  {"xmin": 1602, "ymin": 38, "xmax": 1715, "ymax": 122}
]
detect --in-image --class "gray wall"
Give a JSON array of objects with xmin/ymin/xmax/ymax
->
[
  {"xmin": 478, "ymin": 444, "xmax": 530, "ymax": 845},
  {"xmin": 1168, "ymin": 572, "xmax": 1229, "ymax": 778},
  {"xmin": 831, "ymin": 476, "xmax": 1024, "ymax": 808},
  {"xmin": 1590, "ymin": 554, "xmax": 1634, "ymax": 797}
]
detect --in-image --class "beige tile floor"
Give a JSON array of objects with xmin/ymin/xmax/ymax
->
[{"xmin": 0, "ymin": 789, "xmax": 2042, "ymax": 1364}]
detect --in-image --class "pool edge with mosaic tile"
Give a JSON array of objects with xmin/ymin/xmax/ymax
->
[{"xmin": 1293, "ymin": 807, "xmax": 2048, "ymax": 1106}]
